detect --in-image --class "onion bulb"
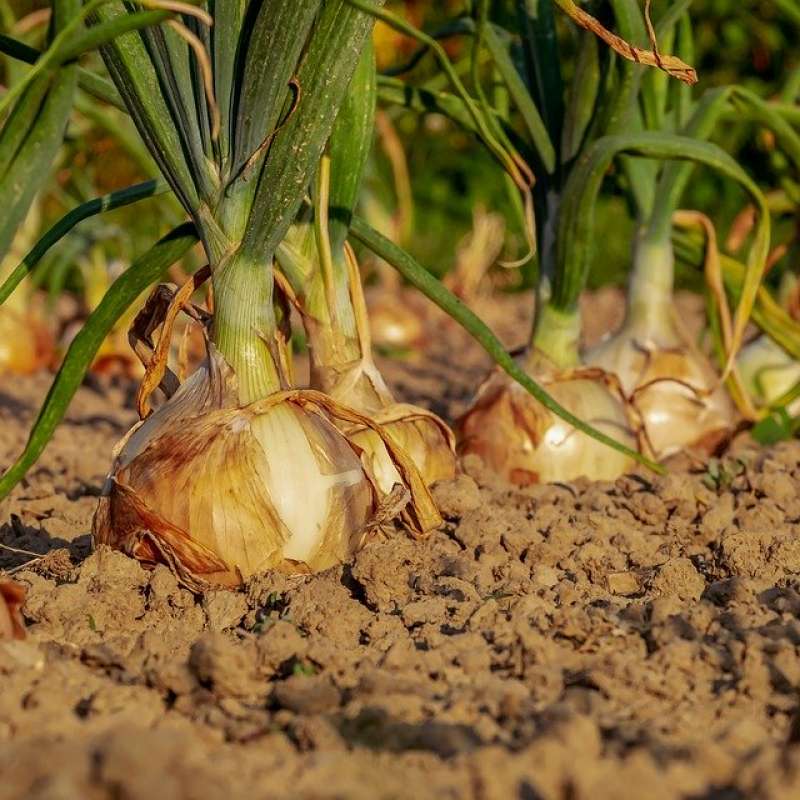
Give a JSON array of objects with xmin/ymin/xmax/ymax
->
[
  {"xmin": 0, "ymin": 580, "xmax": 26, "ymax": 640},
  {"xmin": 0, "ymin": 301, "xmax": 53, "ymax": 376},
  {"xmin": 366, "ymin": 286, "xmax": 426, "ymax": 351},
  {"xmin": 0, "ymin": 203, "xmax": 54, "ymax": 375},
  {"xmin": 457, "ymin": 351, "xmax": 638, "ymax": 486},
  {"xmin": 94, "ymin": 346, "xmax": 441, "ymax": 590},
  {"xmin": 587, "ymin": 323, "xmax": 735, "ymax": 458},
  {"xmin": 737, "ymin": 335, "xmax": 800, "ymax": 415},
  {"xmin": 586, "ymin": 239, "xmax": 734, "ymax": 459}
]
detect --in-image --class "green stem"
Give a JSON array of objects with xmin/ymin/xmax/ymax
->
[
  {"xmin": 211, "ymin": 250, "xmax": 281, "ymax": 403},
  {"xmin": 530, "ymin": 301, "xmax": 581, "ymax": 369}
]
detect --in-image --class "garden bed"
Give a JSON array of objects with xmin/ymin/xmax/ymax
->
[{"xmin": 2, "ymin": 292, "xmax": 800, "ymax": 800}]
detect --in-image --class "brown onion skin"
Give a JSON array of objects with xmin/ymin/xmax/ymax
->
[
  {"xmin": 587, "ymin": 331, "xmax": 735, "ymax": 460},
  {"xmin": 457, "ymin": 367, "xmax": 638, "ymax": 486}
]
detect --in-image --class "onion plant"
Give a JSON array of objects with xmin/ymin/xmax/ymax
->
[
  {"xmin": 86, "ymin": 0, "xmax": 465, "ymax": 588},
  {"xmin": 592, "ymin": 67, "xmax": 800, "ymax": 454}
]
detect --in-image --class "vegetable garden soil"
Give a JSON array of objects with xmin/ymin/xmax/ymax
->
[{"xmin": 3, "ymin": 290, "xmax": 800, "ymax": 800}]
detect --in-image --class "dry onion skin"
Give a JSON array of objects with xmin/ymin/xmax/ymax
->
[
  {"xmin": 587, "ymin": 241, "xmax": 735, "ymax": 459},
  {"xmin": 0, "ymin": 580, "xmax": 26, "ymax": 640},
  {"xmin": 587, "ymin": 316, "xmax": 735, "ymax": 459},
  {"xmin": 93, "ymin": 347, "xmax": 441, "ymax": 591},
  {"xmin": 457, "ymin": 356, "xmax": 638, "ymax": 486}
]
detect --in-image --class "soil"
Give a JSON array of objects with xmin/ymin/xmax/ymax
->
[{"xmin": 2, "ymin": 290, "xmax": 800, "ymax": 800}]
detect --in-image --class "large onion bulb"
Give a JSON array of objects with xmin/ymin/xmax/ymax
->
[
  {"xmin": 457, "ymin": 355, "xmax": 638, "ymax": 486},
  {"xmin": 94, "ymin": 348, "xmax": 440, "ymax": 590}
]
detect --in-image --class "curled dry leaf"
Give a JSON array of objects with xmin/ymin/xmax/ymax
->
[
  {"xmin": 346, "ymin": 402, "xmax": 457, "ymax": 493},
  {"xmin": 457, "ymin": 355, "xmax": 638, "ymax": 486},
  {"xmin": 93, "ymin": 347, "xmax": 441, "ymax": 592},
  {"xmin": 0, "ymin": 580, "xmax": 26, "ymax": 640},
  {"xmin": 553, "ymin": 0, "xmax": 697, "ymax": 85}
]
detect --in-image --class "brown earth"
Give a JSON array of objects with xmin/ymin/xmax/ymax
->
[{"xmin": 2, "ymin": 290, "xmax": 800, "ymax": 800}]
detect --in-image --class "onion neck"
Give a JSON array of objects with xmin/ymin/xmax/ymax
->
[
  {"xmin": 211, "ymin": 249, "xmax": 282, "ymax": 404},
  {"xmin": 305, "ymin": 252, "xmax": 362, "ymax": 379},
  {"xmin": 529, "ymin": 301, "xmax": 581, "ymax": 371},
  {"xmin": 625, "ymin": 229, "xmax": 676, "ymax": 338}
]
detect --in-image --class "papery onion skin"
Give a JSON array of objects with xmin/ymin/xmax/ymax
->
[
  {"xmin": 0, "ymin": 581, "xmax": 26, "ymax": 640},
  {"xmin": 314, "ymin": 360, "xmax": 458, "ymax": 491},
  {"xmin": 94, "ymin": 350, "xmax": 379, "ymax": 590},
  {"xmin": 587, "ymin": 326, "xmax": 735, "ymax": 459},
  {"xmin": 456, "ymin": 366, "xmax": 638, "ymax": 486},
  {"xmin": 349, "ymin": 403, "xmax": 457, "ymax": 493}
]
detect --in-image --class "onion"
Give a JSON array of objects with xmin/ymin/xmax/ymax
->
[
  {"xmin": 94, "ymin": 346, "xmax": 441, "ymax": 590},
  {"xmin": 0, "ymin": 204, "xmax": 54, "ymax": 375},
  {"xmin": 0, "ymin": 301, "xmax": 53, "ymax": 375},
  {"xmin": 586, "ymin": 236, "xmax": 734, "ymax": 458},
  {"xmin": 366, "ymin": 286, "xmax": 426, "ymax": 351},
  {"xmin": 737, "ymin": 335, "xmax": 800, "ymax": 415},
  {"xmin": 457, "ymin": 349, "xmax": 638, "ymax": 486},
  {"xmin": 0, "ymin": 580, "xmax": 26, "ymax": 640}
]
